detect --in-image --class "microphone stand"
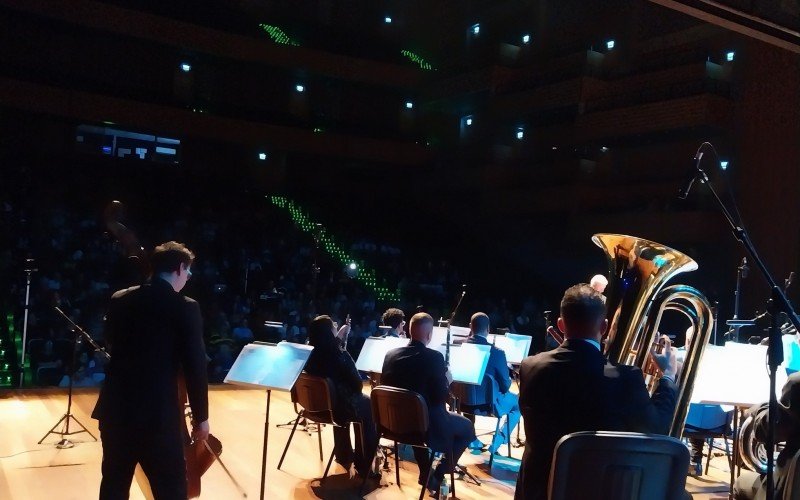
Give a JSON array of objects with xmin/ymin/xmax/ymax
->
[
  {"xmin": 686, "ymin": 164, "xmax": 800, "ymax": 500},
  {"xmin": 19, "ymin": 258, "xmax": 37, "ymax": 387},
  {"xmin": 731, "ymin": 258, "xmax": 748, "ymax": 342},
  {"xmin": 442, "ymin": 286, "xmax": 480, "ymax": 486},
  {"xmin": 38, "ymin": 307, "xmax": 107, "ymax": 448},
  {"xmin": 444, "ymin": 286, "xmax": 467, "ymax": 367}
]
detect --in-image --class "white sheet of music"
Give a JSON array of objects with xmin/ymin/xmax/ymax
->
[
  {"xmin": 430, "ymin": 326, "xmax": 467, "ymax": 359},
  {"xmin": 491, "ymin": 333, "xmax": 532, "ymax": 365},
  {"xmin": 224, "ymin": 341, "xmax": 313, "ymax": 391},
  {"xmin": 355, "ymin": 336, "xmax": 409, "ymax": 373},
  {"xmin": 448, "ymin": 343, "xmax": 491, "ymax": 385},
  {"xmin": 691, "ymin": 342, "xmax": 789, "ymax": 408}
]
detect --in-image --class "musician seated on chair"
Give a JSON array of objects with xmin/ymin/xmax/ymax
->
[
  {"xmin": 380, "ymin": 308, "xmax": 406, "ymax": 338},
  {"xmin": 462, "ymin": 312, "xmax": 521, "ymax": 455},
  {"xmin": 304, "ymin": 315, "xmax": 378, "ymax": 478},
  {"xmin": 515, "ymin": 283, "xmax": 678, "ymax": 500},
  {"xmin": 734, "ymin": 372, "xmax": 800, "ymax": 500},
  {"xmin": 381, "ymin": 312, "xmax": 477, "ymax": 495}
]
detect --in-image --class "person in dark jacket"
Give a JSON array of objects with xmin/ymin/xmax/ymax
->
[
  {"xmin": 381, "ymin": 312, "xmax": 476, "ymax": 494},
  {"xmin": 304, "ymin": 315, "xmax": 377, "ymax": 477},
  {"xmin": 463, "ymin": 312, "xmax": 521, "ymax": 454},
  {"xmin": 515, "ymin": 284, "xmax": 678, "ymax": 500},
  {"xmin": 92, "ymin": 241, "xmax": 209, "ymax": 500}
]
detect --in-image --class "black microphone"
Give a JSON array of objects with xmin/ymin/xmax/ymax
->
[
  {"xmin": 740, "ymin": 257, "xmax": 749, "ymax": 279},
  {"xmin": 678, "ymin": 151, "xmax": 704, "ymax": 200}
]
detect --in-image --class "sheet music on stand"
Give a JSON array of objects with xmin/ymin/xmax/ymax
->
[
  {"xmin": 224, "ymin": 341, "xmax": 313, "ymax": 390},
  {"xmin": 691, "ymin": 342, "xmax": 789, "ymax": 409},
  {"xmin": 430, "ymin": 326, "xmax": 469, "ymax": 359},
  {"xmin": 355, "ymin": 336, "xmax": 408, "ymax": 373},
  {"xmin": 489, "ymin": 333, "xmax": 532, "ymax": 365},
  {"xmin": 223, "ymin": 341, "xmax": 314, "ymax": 500},
  {"xmin": 449, "ymin": 343, "xmax": 491, "ymax": 385}
]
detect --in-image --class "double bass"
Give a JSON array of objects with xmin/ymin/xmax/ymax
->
[{"xmin": 103, "ymin": 201, "xmax": 238, "ymax": 499}]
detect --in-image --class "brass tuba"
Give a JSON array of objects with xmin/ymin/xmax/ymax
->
[{"xmin": 593, "ymin": 234, "xmax": 714, "ymax": 437}]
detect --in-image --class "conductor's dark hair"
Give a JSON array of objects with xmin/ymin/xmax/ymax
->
[{"xmin": 150, "ymin": 241, "xmax": 195, "ymax": 275}]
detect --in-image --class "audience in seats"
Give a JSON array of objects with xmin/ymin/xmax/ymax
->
[
  {"xmin": 303, "ymin": 315, "xmax": 378, "ymax": 478},
  {"xmin": 515, "ymin": 284, "xmax": 678, "ymax": 500},
  {"xmin": 462, "ymin": 312, "xmax": 521, "ymax": 454},
  {"xmin": 381, "ymin": 313, "xmax": 476, "ymax": 494}
]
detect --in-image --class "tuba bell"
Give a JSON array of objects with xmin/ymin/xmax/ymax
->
[{"xmin": 594, "ymin": 234, "xmax": 714, "ymax": 437}]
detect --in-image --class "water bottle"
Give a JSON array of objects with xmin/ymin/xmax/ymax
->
[{"xmin": 439, "ymin": 477, "xmax": 450, "ymax": 499}]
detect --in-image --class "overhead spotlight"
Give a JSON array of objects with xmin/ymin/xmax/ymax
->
[
  {"xmin": 726, "ymin": 51, "xmax": 735, "ymax": 62},
  {"xmin": 606, "ymin": 39, "xmax": 615, "ymax": 50},
  {"xmin": 348, "ymin": 262, "xmax": 357, "ymax": 270},
  {"xmin": 384, "ymin": 16, "xmax": 392, "ymax": 24},
  {"xmin": 464, "ymin": 116, "xmax": 473, "ymax": 126},
  {"xmin": 405, "ymin": 101, "xmax": 413, "ymax": 109},
  {"xmin": 516, "ymin": 128, "xmax": 524, "ymax": 140},
  {"xmin": 600, "ymin": 146, "xmax": 609, "ymax": 152},
  {"xmin": 180, "ymin": 62, "xmax": 192, "ymax": 72},
  {"xmin": 295, "ymin": 84, "xmax": 305, "ymax": 93},
  {"xmin": 552, "ymin": 146, "xmax": 558, "ymax": 150},
  {"xmin": 720, "ymin": 161, "xmax": 729, "ymax": 170},
  {"xmin": 522, "ymin": 34, "xmax": 531, "ymax": 44},
  {"xmin": 471, "ymin": 23, "xmax": 480, "ymax": 35},
  {"xmin": 346, "ymin": 262, "xmax": 358, "ymax": 278},
  {"xmin": 258, "ymin": 152, "xmax": 267, "ymax": 161}
]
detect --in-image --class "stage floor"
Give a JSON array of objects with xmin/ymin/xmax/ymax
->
[{"xmin": 0, "ymin": 386, "xmax": 731, "ymax": 499}]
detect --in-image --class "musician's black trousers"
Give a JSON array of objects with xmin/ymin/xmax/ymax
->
[
  {"xmin": 99, "ymin": 422, "xmax": 186, "ymax": 500},
  {"xmin": 414, "ymin": 411, "xmax": 475, "ymax": 483}
]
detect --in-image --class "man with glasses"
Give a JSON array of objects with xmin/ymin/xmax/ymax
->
[{"xmin": 92, "ymin": 241, "xmax": 209, "ymax": 500}]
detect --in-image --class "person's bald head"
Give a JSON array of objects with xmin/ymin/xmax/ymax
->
[
  {"xmin": 470, "ymin": 312, "xmax": 490, "ymax": 337},
  {"xmin": 409, "ymin": 313, "xmax": 434, "ymax": 345}
]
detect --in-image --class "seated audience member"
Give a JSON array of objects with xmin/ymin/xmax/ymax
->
[
  {"xmin": 734, "ymin": 372, "xmax": 800, "ymax": 499},
  {"xmin": 463, "ymin": 312, "xmax": 521, "ymax": 454},
  {"xmin": 231, "ymin": 319, "xmax": 254, "ymax": 343},
  {"xmin": 381, "ymin": 313, "xmax": 476, "ymax": 494},
  {"xmin": 304, "ymin": 315, "xmax": 377, "ymax": 478},
  {"xmin": 380, "ymin": 308, "xmax": 406, "ymax": 338},
  {"xmin": 515, "ymin": 284, "xmax": 678, "ymax": 500}
]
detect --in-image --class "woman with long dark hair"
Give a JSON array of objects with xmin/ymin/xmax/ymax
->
[{"xmin": 304, "ymin": 315, "xmax": 377, "ymax": 477}]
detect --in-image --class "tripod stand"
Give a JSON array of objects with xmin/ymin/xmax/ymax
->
[{"xmin": 38, "ymin": 307, "xmax": 106, "ymax": 448}]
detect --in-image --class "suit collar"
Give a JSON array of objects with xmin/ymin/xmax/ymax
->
[
  {"xmin": 562, "ymin": 338, "xmax": 604, "ymax": 354},
  {"xmin": 467, "ymin": 335, "xmax": 490, "ymax": 345}
]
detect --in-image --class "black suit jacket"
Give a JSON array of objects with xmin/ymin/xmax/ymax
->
[
  {"xmin": 92, "ymin": 278, "xmax": 209, "ymax": 432},
  {"xmin": 381, "ymin": 340, "xmax": 450, "ymax": 429},
  {"xmin": 515, "ymin": 339, "xmax": 678, "ymax": 500}
]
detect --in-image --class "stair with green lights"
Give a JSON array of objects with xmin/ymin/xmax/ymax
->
[
  {"xmin": 268, "ymin": 195, "xmax": 400, "ymax": 303},
  {"xmin": 0, "ymin": 312, "xmax": 15, "ymax": 387}
]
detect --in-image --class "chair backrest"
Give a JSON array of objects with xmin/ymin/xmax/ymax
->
[
  {"xmin": 292, "ymin": 373, "xmax": 336, "ymax": 424},
  {"xmin": 451, "ymin": 374, "xmax": 498, "ymax": 414},
  {"xmin": 784, "ymin": 447, "xmax": 800, "ymax": 500},
  {"xmin": 549, "ymin": 431, "xmax": 689, "ymax": 500},
  {"xmin": 684, "ymin": 403, "xmax": 729, "ymax": 432},
  {"xmin": 371, "ymin": 385, "xmax": 429, "ymax": 445}
]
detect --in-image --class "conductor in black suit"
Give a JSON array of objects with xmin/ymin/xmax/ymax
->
[
  {"xmin": 92, "ymin": 241, "xmax": 209, "ymax": 500},
  {"xmin": 515, "ymin": 283, "xmax": 678, "ymax": 500},
  {"xmin": 381, "ymin": 312, "xmax": 476, "ymax": 494}
]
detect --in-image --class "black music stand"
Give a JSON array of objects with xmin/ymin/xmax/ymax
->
[
  {"xmin": 38, "ymin": 307, "xmax": 108, "ymax": 448},
  {"xmin": 224, "ymin": 341, "xmax": 313, "ymax": 500}
]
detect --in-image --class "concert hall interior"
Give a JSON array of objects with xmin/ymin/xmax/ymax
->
[{"xmin": 1, "ymin": 1, "xmax": 800, "ymax": 499}]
